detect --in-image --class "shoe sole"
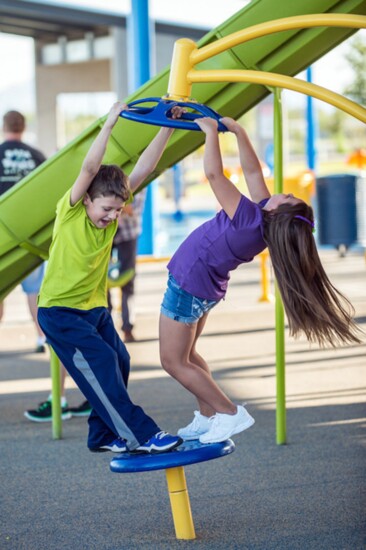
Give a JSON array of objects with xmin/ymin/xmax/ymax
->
[
  {"xmin": 24, "ymin": 412, "xmax": 72, "ymax": 422},
  {"xmin": 131, "ymin": 438, "xmax": 183, "ymax": 454},
  {"xmin": 178, "ymin": 432, "xmax": 206, "ymax": 441},
  {"xmin": 199, "ymin": 417, "xmax": 255, "ymax": 444},
  {"xmin": 89, "ymin": 447, "xmax": 127, "ymax": 453},
  {"xmin": 69, "ymin": 412, "xmax": 92, "ymax": 417}
]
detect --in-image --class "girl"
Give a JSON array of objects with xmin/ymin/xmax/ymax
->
[{"xmin": 159, "ymin": 116, "xmax": 361, "ymax": 445}]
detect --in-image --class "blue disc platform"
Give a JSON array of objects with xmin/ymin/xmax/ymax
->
[{"xmin": 110, "ymin": 439, "xmax": 235, "ymax": 473}]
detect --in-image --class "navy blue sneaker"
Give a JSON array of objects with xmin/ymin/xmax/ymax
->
[
  {"xmin": 134, "ymin": 431, "xmax": 183, "ymax": 454},
  {"xmin": 66, "ymin": 400, "xmax": 92, "ymax": 417},
  {"xmin": 24, "ymin": 400, "xmax": 72, "ymax": 422},
  {"xmin": 89, "ymin": 437, "xmax": 127, "ymax": 453}
]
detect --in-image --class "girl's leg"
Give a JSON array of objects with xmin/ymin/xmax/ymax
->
[
  {"xmin": 159, "ymin": 313, "xmax": 236, "ymax": 415},
  {"xmin": 187, "ymin": 313, "xmax": 216, "ymax": 417}
]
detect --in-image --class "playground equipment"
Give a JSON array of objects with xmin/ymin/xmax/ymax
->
[
  {"xmin": 1, "ymin": 1, "xmax": 364, "ymax": 302},
  {"xmin": 110, "ymin": 439, "xmax": 235, "ymax": 540},
  {"xmin": 1, "ymin": 2, "xmax": 365, "ymax": 442},
  {"xmin": 120, "ymin": 97, "xmax": 228, "ymax": 132},
  {"xmin": 44, "ymin": 10, "xmax": 366, "ymax": 442},
  {"xmin": 117, "ymin": 12, "xmax": 366, "ymax": 447}
]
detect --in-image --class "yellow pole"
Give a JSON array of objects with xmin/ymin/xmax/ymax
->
[
  {"xmin": 165, "ymin": 466, "xmax": 196, "ymax": 540},
  {"xmin": 166, "ymin": 38, "xmax": 197, "ymax": 101},
  {"xmin": 191, "ymin": 14, "xmax": 366, "ymax": 64},
  {"xmin": 188, "ymin": 70, "xmax": 366, "ymax": 124},
  {"xmin": 258, "ymin": 250, "xmax": 273, "ymax": 303}
]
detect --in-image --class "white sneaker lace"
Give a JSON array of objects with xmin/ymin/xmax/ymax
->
[
  {"xmin": 190, "ymin": 411, "xmax": 201, "ymax": 430},
  {"xmin": 155, "ymin": 431, "xmax": 168, "ymax": 440}
]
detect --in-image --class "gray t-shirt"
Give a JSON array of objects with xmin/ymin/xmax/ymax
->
[{"xmin": 0, "ymin": 140, "xmax": 46, "ymax": 196}]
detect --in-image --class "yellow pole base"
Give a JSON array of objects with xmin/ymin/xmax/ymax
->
[
  {"xmin": 258, "ymin": 250, "xmax": 274, "ymax": 303},
  {"xmin": 165, "ymin": 466, "xmax": 196, "ymax": 540}
]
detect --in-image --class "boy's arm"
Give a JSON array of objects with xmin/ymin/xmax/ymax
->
[
  {"xmin": 220, "ymin": 117, "xmax": 270, "ymax": 204},
  {"xmin": 195, "ymin": 117, "xmax": 242, "ymax": 220},
  {"xmin": 70, "ymin": 102, "xmax": 124, "ymax": 206},
  {"xmin": 128, "ymin": 127, "xmax": 174, "ymax": 193},
  {"xmin": 128, "ymin": 106, "xmax": 184, "ymax": 193}
]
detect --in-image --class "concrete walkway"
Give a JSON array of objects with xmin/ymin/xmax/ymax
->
[{"xmin": 1, "ymin": 249, "xmax": 365, "ymax": 550}]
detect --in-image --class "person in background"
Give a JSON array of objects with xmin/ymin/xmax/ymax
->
[
  {"xmin": 0, "ymin": 110, "xmax": 47, "ymax": 352},
  {"xmin": 108, "ymin": 188, "xmax": 147, "ymax": 343},
  {"xmin": 0, "ymin": 111, "xmax": 90, "ymax": 421},
  {"xmin": 24, "ymin": 367, "xmax": 92, "ymax": 422}
]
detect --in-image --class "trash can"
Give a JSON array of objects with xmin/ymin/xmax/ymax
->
[{"xmin": 316, "ymin": 174, "xmax": 357, "ymax": 255}]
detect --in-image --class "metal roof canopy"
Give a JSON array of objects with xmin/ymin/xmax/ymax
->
[{"xmin": 0, "ymin": 0, "xmax": 207, "ymax": 43}]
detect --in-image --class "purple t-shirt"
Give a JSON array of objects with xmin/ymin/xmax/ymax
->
[{"xmin": 167, "ymin": 195, "xmax": 268, "ymax": 301}]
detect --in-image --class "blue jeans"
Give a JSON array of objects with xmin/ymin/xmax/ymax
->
[
  {"xmin": 38, "ymin": 306, "xmax": 159, "ymax": 450},
  {"xmin": 161, "ymin": 273, "xmax": 218, "ymax": 324},
  {"xmin": 21, "ymin": 263, "xmax": 45, "ymax": 294}
]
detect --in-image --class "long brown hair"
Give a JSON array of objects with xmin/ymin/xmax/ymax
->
[{"xmin": 262, "ymin": 201, "xmax": 361, "ymax": 347}]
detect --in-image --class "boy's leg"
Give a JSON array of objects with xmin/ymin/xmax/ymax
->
[{"xmin": 38, "ymin": 306, "xmax": 160, "ymax": 451}]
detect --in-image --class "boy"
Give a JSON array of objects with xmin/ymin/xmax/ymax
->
[{"xmin": 37, "ymin": 102, "xmax": 182, "ymax": 453}]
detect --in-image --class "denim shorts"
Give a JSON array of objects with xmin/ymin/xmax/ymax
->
[
  {"xmin": 21, "ymin": 263, "xmax": 45, "ymax": 294},
  {"xmin": 161, "ymin": 273, "xmax": 218, "ymax": 324}
]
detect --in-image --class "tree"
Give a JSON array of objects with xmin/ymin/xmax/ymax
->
[{"xmin": 343, "ymin": 34, "xmax": 366, "ymax": 106}]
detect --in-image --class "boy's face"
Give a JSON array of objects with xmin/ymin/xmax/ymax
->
[{"xmin": 83, "ymin": 193, "xmax": 124, "ymax": 229}]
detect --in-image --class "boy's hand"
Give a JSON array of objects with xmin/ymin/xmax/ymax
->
[
  {"xmin": 106, "ymin": 101, "xmax": 127, "ymax": 128},
  {"xmin": 195, "ymin": 117, "xmax": 219, "ymax": 133},
  {"xmin": 169, "ymin": 105, "xmax": 186, "ymax": 119}
]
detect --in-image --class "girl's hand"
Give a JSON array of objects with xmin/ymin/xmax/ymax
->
[
  {"xmin": 195, "ymin": 117, "xmax": 219, "ymax": 133},
  {"xmin": 219, "ymin": 117, "xmax": 241, "ymax": 134}
]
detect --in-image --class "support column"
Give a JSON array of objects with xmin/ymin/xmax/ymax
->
[
  {"xmin": 273, "ymin": 88, "xmax": 286, "ymax": 445},
  {"xmin": 165, "ymin": 466, "xmax": 196, "ymax": 540},
  {"xmin": 128, "ymin": 0, "xmax": 156, "ymax": 255}
]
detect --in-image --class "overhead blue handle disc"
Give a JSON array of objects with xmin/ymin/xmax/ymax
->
[{"xmin": 120, "ymin": 97, "xmax": 228, "ymax": 132}]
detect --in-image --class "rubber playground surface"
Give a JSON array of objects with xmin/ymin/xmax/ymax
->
[{"xmin": 1, "ymin": 249, "xmax": 365, "ymax": 550}]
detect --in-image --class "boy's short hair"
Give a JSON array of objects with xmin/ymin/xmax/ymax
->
[
  {"xmin": 3, "ymin": 111, "xmax": 26, "ymax": 133},
  {"xmin": 88, "ymin": 164, "xmax": 130, "ymax": 202}
]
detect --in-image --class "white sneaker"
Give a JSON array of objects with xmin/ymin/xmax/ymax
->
[
  {"xmin": 199, "ymin": 405, "xmax": 255, "ymax": 444},
  {"xmin": 177, "ymin": 411, "xmax": 213, "ymax": 440}
]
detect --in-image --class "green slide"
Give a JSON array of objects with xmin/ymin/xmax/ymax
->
[{"xmin": 0, "ymin": 0, "xmax": 365, "ymax": 301}]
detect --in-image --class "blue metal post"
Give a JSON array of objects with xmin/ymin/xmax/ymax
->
[
  {"xmin": 172, "ymin": 164, "xmax": 183, "ymax": 221},
  {"xmin": 306, "ymin": 67, "xmax": 317, "ymax": 172},
  {"xmin": 128, "ymin": 0, "xmax": 155, "ymax": 255}
]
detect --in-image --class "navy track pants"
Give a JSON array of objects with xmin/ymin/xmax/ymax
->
[{"xmin": 38, "ymin": 306, "xmax": 159, "ymax": 450}]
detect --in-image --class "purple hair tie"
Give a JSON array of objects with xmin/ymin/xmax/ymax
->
[{"xmin": 294, "ymin": 215, "xmax": 315, "ymax": 232}]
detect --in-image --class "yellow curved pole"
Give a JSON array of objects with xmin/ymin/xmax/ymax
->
[
  {"xmin": 191, "ymin": 14, "xmax": 366, "ymax": 65},
  {"xmin": 188, "ymin": 69, "xmax": 366, "ymax": 123}
]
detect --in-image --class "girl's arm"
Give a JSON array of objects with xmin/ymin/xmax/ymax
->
[
  {"xmin": 196, "ymin": 117, "xmax": 241, "ymax": 220},
  {"xmin": 70, "ymin": 102, "xmax": 124, "ymax": 206},
  {"xmin": 129, "ymin": 106, "xmax": 184, "ymax": 193},
  {"xmin": 220, "ymin": 117, "xmax": 270, "ymax": 204}
]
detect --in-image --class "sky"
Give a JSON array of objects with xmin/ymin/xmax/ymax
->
[{"xmin": 0, "ymin": 0, "xmax": 363, "ymax": 123}]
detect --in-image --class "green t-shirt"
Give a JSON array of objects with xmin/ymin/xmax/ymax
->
[{"xmin": 38, "ymin": 189, "xmax": 117, "ymax": 309}]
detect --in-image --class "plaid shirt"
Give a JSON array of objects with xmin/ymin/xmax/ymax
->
[{"xmin": 113, "ymin": 188, "xmax": 147, "ymax": 243}]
